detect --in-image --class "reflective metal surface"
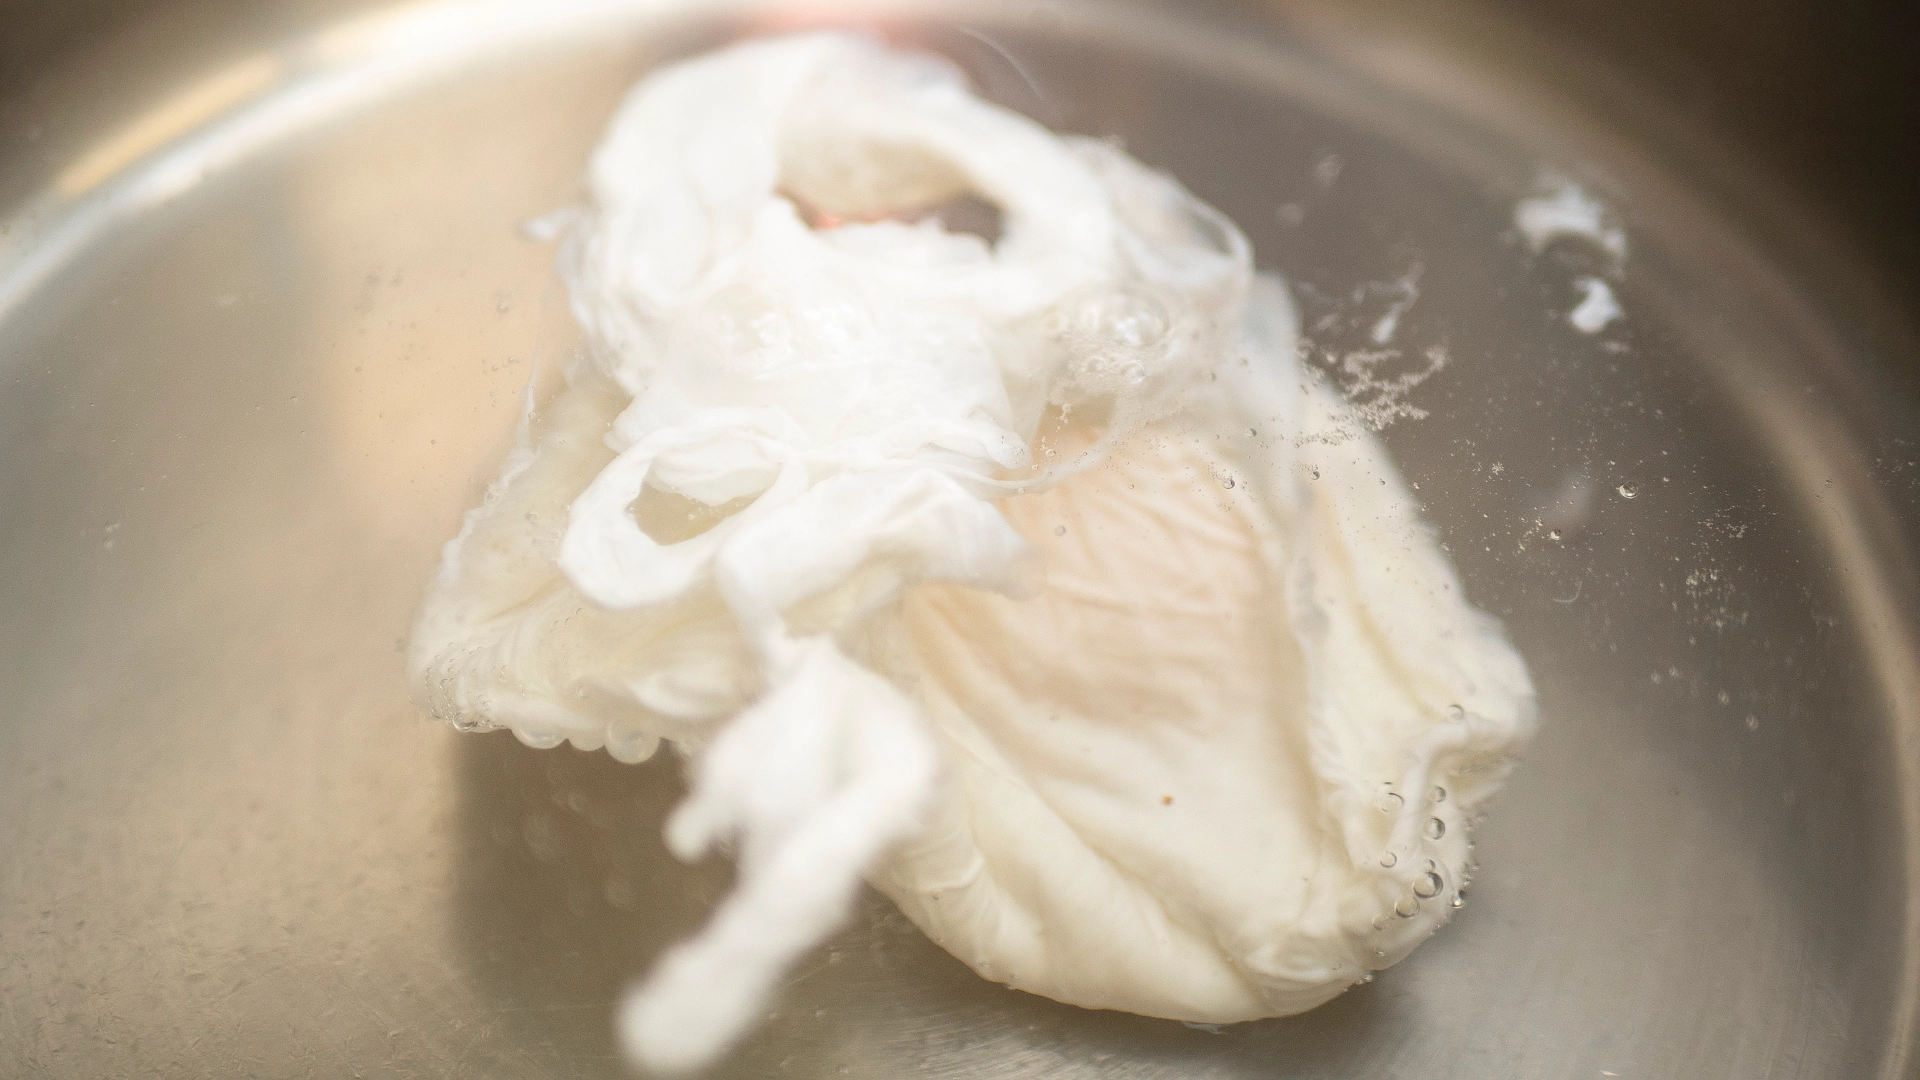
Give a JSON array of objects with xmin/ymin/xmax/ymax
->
[{"xmin": 3, "ymin": 1, "xmax": 1917, "ymax": 1076}]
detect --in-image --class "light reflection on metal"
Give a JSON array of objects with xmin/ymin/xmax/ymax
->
[
  {"xmin": 55, "ymin": 54, "xmax": 283, "ymax": 199},
  {"xmin": 0, "ymin": 0, "xmax": 783, "ymax": 324}
]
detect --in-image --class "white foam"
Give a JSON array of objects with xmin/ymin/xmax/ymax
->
[{"xmin": 1569, "ymin": 276, "xmax": 1623, "ymax": 334}]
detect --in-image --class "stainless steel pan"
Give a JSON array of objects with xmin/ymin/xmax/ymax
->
[{"xmin": 3, "ymin": 1, "xmax": 1915, "ymax": 1076}]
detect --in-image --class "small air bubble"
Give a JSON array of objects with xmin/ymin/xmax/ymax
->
[
  {"xmin": 1380, "ymin": 851, "xmax": 1398, "ymax": 868},
  {"xmin": 1446, "ymin": 704, "xmax": 1465, "ymax": 720},
  {"xmin": 1414, "ymin": 871, "xmax": 1443, "ymax": 898},
  {"xmin": 1054, "ymin": 525, "xmax": 1067, "ymax": 537},
  {"xmin": 1223, "ymin": 477, "xmax": 1236, "ymax": 489},
  {"xmin": 1394, "ymin": 896, "xmax": 1421, "ymax": 918},
  {"xmin": 1247, "ymin": 427, "xmax": 1258, "ymax": 438},
  {"xmin": 1359, "ymin": 971, "xmax": 1376, "ymax": 984},
  {"xmin": 1425, "ymin": 817, "xmax": 1446, "ymax": 840},
  {"xmin": 1431, "ymin": 786, "xmax": 1446, "ymax": 803},
  {"xmin": 1617, "ymin": 483, "xmax": 1639, "ymax": 499},
  {"xmin": 1311, "ymin": 468, "xmax": 1321, "ymax": 480},
  {"xmin": 1380, "ymin": 787, "xmax": 1404, "ymax": 812},
  {"xmin": 1450, "ymin": 893, "xmax": 1465, "ymax": 909},
  {"xmin": 1745, "ymin": 714, "xmax": 1759, "ymax": 731},
  {"xmin": 1044, "ymin": 448, "xmax": 1057, "ymax": 458}
]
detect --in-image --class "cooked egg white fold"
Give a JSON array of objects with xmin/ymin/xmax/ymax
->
[{"xmin": 409, "ymin": 31, "xmax": 1535, "ymax": 1075}]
